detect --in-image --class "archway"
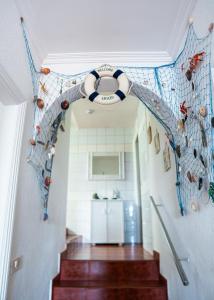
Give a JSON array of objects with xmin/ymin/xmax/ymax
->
[
  {"xmin": 29, "ymin": 81, "xmax": 183, "ymax": 218},
  {"xmin": 21, "ymin": 21, "xmax": 213, "ymax": 220}
]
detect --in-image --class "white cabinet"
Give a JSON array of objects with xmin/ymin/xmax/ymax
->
[
  {"xmin": 91, "ymin": 200, "xmax": 124, "ymax": 244},
  {"xmin": 91, "ymin": 200, "xmax": 107, "ymax": 244}
]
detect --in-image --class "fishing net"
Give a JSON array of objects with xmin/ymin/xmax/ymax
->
[{"xmin": 21, "ymin": 20, "xmax": 214, "ymax": 220}]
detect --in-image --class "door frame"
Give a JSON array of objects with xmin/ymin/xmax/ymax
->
[{"xmin": 133, "ymin": 134, "xmax": 143, "ymax": 244}]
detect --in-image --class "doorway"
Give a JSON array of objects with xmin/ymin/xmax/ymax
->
[{"xmin": 65, "ymin": 93, "xmax": 142, "ymax": 246}]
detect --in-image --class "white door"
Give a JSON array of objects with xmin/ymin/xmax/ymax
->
[
  {"xmin": 107, "ymin": 200, "xmax": 124, "ymax": 244},
  {"xmin": 91, "ymin": 200, "xmax": 107, "ymax": 243}
]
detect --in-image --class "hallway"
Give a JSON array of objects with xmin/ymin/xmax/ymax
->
[
  {"xmin": 1, "ymin": 1, "xmax": 214, "ymax": 300},
  {"xmin": 52, "ymin": 242, "xmax": 168, "ymax": 300}
]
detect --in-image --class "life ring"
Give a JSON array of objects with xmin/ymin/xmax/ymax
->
[{"xmin": 84, "ymin": 65, "xmax": 130, "ymax": 104}]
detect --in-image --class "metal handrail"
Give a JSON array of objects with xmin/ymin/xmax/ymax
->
[{"xmin": 150, "ymin": 196, "xmax": 189, "ymax": 286}]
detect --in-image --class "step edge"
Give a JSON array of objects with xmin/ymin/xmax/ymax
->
[{"xmin": 61, "ymin": 259, "xmax": 157, "ymax": 262}]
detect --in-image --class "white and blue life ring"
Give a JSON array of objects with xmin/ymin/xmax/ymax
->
[{"xmin": 84, "ymin": 65, "xmax": 130, "ymax": 105}]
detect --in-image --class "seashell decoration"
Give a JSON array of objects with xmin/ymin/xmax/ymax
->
[
  {"xmin": 199, "ymin": 106, "xmax": 207, "ymax": 118},
  {"xmin": 177, "ymin": 119, "xmax": 185, "ymax": 132},
  {"xmin": 39, "ymin": 81, "xmax": 48, "ymax": 95},
  {"xmin": 36, "ymin": 125, "xmax": 41, "ymax": 134},
  {"xmin": 37, "ymin": 98, "xmax": 44, "ymax": 109},
  {"xmin": 30, "ymin": 138, "xmax": 36, "ymax": 146},
  {"xmin": 48, "ymin": 145, "xmax": 56, "ymax": 159},
  {"xmin": 44, "ymin": 176, "xmax": 52, "ymax": 187},
  {"xmin": 61, "ymin": 100, "xmax": 70, "ymax": 110},
  {"xmin": 40, "ymin": 67, "xmax": 50, "ymax": 75}
]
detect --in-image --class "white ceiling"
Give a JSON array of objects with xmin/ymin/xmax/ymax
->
[
  {"xmin": 71, "ymin": 95, "xmax": 139, "ymax": 129},
  {"xmin": 15, "ymin": 0, "xmax": 196, "ymax": 59},
  {"xmin": 2, "ymin": 0, "xmax": 214, "ymax": 106}
]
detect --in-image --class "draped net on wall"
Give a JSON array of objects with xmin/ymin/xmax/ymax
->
[{"xmin": 21, "ymin": 20, "xmax": 214, "ymax": 220}]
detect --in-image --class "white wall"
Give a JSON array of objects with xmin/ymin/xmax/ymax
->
[
  {"xmin": 135, "ymin": 98, "xmax": 214, "ymax": 300},
  {"xmin": 66, "ymin": 125, "xmax": 137, "ymax": 242},
  {"xmin": 7, "ymin": 103, "xmax": 70, "ymax": 300},
  {"xmin": 135, "ymin": 3, "xmax": 214, "ymax": 300},
  {"xmin": 0, "ymin": 104, "xmax": 21, "ymax": 234},
  {"xmin": 134, "ymin": 3, "xmax": 214, "ymax": 299},
  {"xmin": 0, "ymin": 0, "xmax": 39, "ymax": 105},
  {"xmin": 0, "ymin": 102, "xmax": 25, "ymax": 300}
]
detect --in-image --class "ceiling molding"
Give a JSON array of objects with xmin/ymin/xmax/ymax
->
[
  {"xmin": 167, "ymin": 0, "xmax": 197, "ymax": 59},
  {"xmin": 0, "ymin": 64, "xmax": 26, "ymax": 105},
  {"xmin": 43, "ymin": 51, "xmax": 172, "ymax": 67}
]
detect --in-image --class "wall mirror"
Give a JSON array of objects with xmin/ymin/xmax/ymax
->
[{"xmin": 88, "ymin": 152, "xmax": 125, "ymax": 180}]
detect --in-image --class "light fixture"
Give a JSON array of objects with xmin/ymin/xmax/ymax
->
[{"xmin": 86, "ymin": 109, "xmax": 95, "ymax": 114}]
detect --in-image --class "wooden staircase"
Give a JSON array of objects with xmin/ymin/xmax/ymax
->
[{"xmin": 52, "ymin": 241, "xmax": 168, "ymax": 300}]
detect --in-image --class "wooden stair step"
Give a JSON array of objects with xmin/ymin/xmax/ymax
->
[
  {"xmin": 54, "ymin": 279, "xmax": 167, "ymax": 288},
  {"xmin": 52, "ymin": 246, "xmax": 168, "ymax": 300},
  {"xmin": 66, "ymin": 235, "xmax": 82, "ymax": 245},
  {"xmin": 53, "ymin": 280, "xmax": 167, "ymax": 300},
  {"xmin": 60, "ymin": 260, "xmax": 160, "ymax": 281}
]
